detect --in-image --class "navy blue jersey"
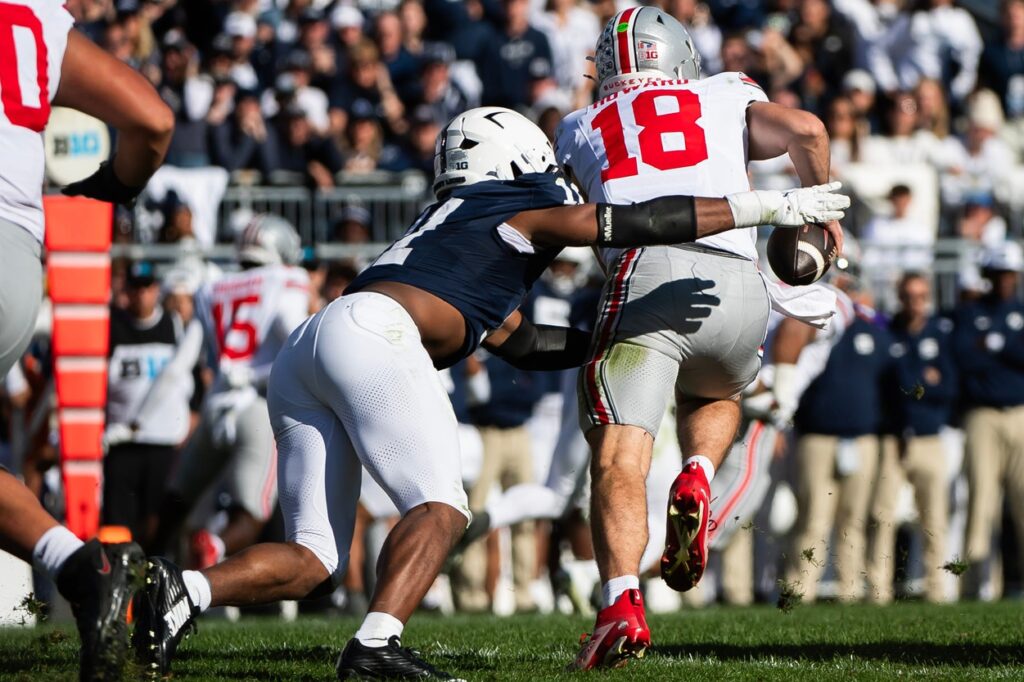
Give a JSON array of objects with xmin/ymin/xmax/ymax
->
[
  {"xmin": 347, "ymin": 173, "xmax": 582, "ymax": 367},
  {"xmin": 887, "ymin": 315, "xmax": 957, "ymax": 437}
]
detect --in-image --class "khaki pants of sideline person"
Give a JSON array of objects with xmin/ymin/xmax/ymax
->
[
  {"xmin": 866, "ymin": 435, "xmax": 948, "ymax": 603},
  {"xmin": 963, "ymin": 406, "xmax": 1024, "ymax": 597},
  {"xmin": 453, "ymin": 425, "xmax": 536, "ymax": 612},
  {"xmin": 783, "ymin": 434, "xmax": 878, "ymax": 602}
]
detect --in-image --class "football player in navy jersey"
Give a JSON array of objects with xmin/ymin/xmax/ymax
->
[{"xmin": 134, "ymin": 107, "xmax": 849, "ymax": 680}]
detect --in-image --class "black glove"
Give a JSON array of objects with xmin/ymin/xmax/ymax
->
[{"xmin": 61, "ymin": 160, "xmax": 145, "ymax": 206}]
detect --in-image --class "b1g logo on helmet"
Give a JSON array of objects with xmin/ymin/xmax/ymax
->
[{"xmin": 637, "ymin": 40, "xmax": 659, "ymax": 66}]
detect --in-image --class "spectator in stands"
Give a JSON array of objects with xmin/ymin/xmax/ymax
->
[
  {"xmin": 342, "ymin": 102, "xmax": 388, "ymax": 174},
  {"xmin": 402, "ymin": 105, "xmax": 443, "ymax": 175},
  {"xmin": 914, "ymin": 77, "xmax": 950, "ymax": 140},
  {"xmin": 668, "ymin": 0, "xmax": 723, "ymax": 76},
  {"xmin": 414, "ymin": 44, "xmax": 468, "ymax": 126},
  {"xmin": 224, "ymin": 11, "xmax": 260, "ymax": 91},
  {"xmin": 953, "ymin": 242, "xmax": 1024, "ymax": 599},
  {"xmin": 789, "ymin": 0, "xmax": 857, "ymax": 109},
  {"xmin": 958, "ymin": 192, "xmax": 1008, "ymax": 249},
  {"xmin": 946, "ymin": 90, "xmax": 1015, "ymax": 206},
  {"xmin": 785, "ymin": 267, "xmax": 893, "ymax": 603},
  {"xmin": 863, "ymin": 91, "xmax": 963, "ymax": 173},
  {"xmin": 158, "ymin": 192, "xmax": 195, "ymax": 244},
  {"xmin": 274, "ymin": 103, "xmax": 343, "ymax": 187},
  {"xmin": 335, "ymin": 40, "xmax": 408, "ymax": 136},
  {"xmin": 210, "ymin": 88, "xmax": 278, "ymax": 178},
  {"xmin": 158, "ymin": 30, "xmax": 214, "ymax": 167},
  {"xmin": 982, "ymin": 0, "xmax": 1024, "ymax": 118},
  {"xmin": 399, "ymin": 0, "xmax": 428, "ymax": 56},
  {"xmin": 861, "ymin": 184, "xmax": 934, "ymax": 252},
  {"xmin": 104, "ymin": 262, "xmax": 199, "ymax": 546},
  {"xmin": 277, "ymin": 51, "xmax": 331, "ymax": 134},
  {"xmin": 375, "ymin": 10, "xmax": 421, "ymax": 104},
  {"xmin": 908, "ymin": 0, "xmax": 982, "ymax": 105},
  {"xmin": 332, "ymin": 3, "xmax": 367, "ymax": 54},
  {"xmin": 826, "ymin": 95, "xmax": 865, "ymax": 173},
  {"xmin": 476, "ymin": 0, "xmax": 555, "ymax": 109},
  {"xmin": 842, "ymin": 69, "xmax": 880, "ymax": 135},
  {"xmin": 104, "ymin": 19, "xmax": 134, "ymax": 64},
  {"xmin": 867, "ymin": 272, "xmax": 954, "ymax": 604},
  {"xmin": 334, "ymin": 205, "xmax": 372, "ymax": 244},
  {"xmin": 533, "ymin": 0, "xmax": 599, "ymax": 110},
  {"xmin": 720, "ymin": 32, "xmax": 770, "ymax": 90}
]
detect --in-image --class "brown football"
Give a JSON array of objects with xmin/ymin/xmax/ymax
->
[{"xmin": 766, "ymin": 223, "xmax": 837, "ymax": 286}]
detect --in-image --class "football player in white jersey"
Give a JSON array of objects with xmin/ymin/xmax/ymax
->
[
  {"xmin": 556, "ymin": 7, "xmax": 845, "ymax": 668},
  {"xmin": 0, "ymin": 4, "xmax": 172, "ymax": 679},
  {"xmin": 149, "ymin": 215, "xmax": 310, "ymax": 566}
]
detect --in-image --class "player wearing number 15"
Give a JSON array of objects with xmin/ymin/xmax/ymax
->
[
  {"xmin": 0, "ymin": 4, "xmax": 172, "ymax": 680},
  {"xmin": 130, "ymin": 106, "xmax": 847, "ymax": 680},
  {"xmin": 556, "ymin": 7, "xmax": 845, "ymax": 670},
  {"xmin": 147, "ymin": 215, "xmax": 310, "ymax": 570}
]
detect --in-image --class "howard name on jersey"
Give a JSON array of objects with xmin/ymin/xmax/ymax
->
[
  {"xmin": 195, "ymin": 263, "xmax": 310, "ymax": 388},
  {"xmin": 555, "ymin": 71, "xmax": 768, "ymax": 263},
  {"xmin": 0, "ymin": 1, "xmax": 75, "ymax": 242},
  {"xmin": 347, "ymin": 172, "xmax": 582, "ymax": 367}
]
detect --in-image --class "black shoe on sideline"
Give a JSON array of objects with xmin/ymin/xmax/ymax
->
[
  {"xmin": 132, "ymin": 557, "xmax": 199, "ymax": 678},
  {"xmin": 336, "ymin": 636, "xmax": 464, "ymax": 680},
  {"xmin": 56, "ymin": 539, "xmax": 146, "ymax": 682}
]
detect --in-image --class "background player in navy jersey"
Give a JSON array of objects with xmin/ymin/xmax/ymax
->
[{"xmin": 133, "ymin": 106, "xmax": 848, "ymax": 680}]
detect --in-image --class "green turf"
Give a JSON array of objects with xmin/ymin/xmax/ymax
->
[{"xmin": 1, "ymin": 601, "xmax": 1023, "ymax": 680}]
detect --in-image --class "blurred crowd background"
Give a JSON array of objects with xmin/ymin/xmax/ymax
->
[{"xmin": 4, "ymin": 0, "xmax": 1024, "ymax": 617}]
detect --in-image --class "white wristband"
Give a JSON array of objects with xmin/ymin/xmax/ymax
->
[{"xmin": 725, "ymin": 190, "xmax": 783, "ymax": 228}]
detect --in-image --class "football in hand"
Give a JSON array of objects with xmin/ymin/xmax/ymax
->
[{"xmin": 766, "ymin": 223, "xmax": 837, "ymax": 286}]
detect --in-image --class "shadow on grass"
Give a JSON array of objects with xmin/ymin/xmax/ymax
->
[{"xmin": 656, "ymin": 642, "xmax": 1024, "ymax": 667}]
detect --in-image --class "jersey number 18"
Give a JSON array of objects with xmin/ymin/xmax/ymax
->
[{"xmin": 592, "ymin": 90, "xmax": 708, "ymax": 183}]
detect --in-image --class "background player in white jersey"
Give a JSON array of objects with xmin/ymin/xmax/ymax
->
[
  {"xmin": 149, "ymin": 215, "xmax": 310, "ymax": 566},
  {"xmin": 0, "ymin": 3, "xmax": 172, "ymax": 678},
  {"xmin": 555, "ymin": 7, "xmax": 845, "ymax": 669}
]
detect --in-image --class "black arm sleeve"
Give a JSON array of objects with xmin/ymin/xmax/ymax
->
[
  {"xmin": 595, "ymin": 195, "xmax": 698, "ymax": 247},
  {"xmin": 490, "ymin": 317, "xmax": 591, "ymax": 371}
]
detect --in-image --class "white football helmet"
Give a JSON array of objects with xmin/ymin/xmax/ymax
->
[
  {"xmin": 594, "ymin": 7, "xmax": 701, "ymax": 96},
  {"xmin": 236, "ymin": 213, "xmax": 302, "ymax": 266},
  {"xmin": 432, "ymin": 107, "xmax": 557, "ymax": 198}
]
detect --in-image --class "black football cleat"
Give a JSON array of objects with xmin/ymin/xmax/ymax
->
[
  {"xmin": 56, "ymin": 539, "xmax": 146, "ymax": 682},
  {"xmin": 336, "ymin": 636, "xmax": 464, "ymax": 680},
  {"xmin": 132, "ymin": 557, "xmax": 199, "ymax": 678}
]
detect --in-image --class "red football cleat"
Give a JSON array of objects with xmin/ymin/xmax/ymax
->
[
  {"xmin": 660, "ymin": 462, "xmax": 711, "ymax": 592},
  {"xmin": 570, "ymin": 589, "xmax": 650, "ymax": 670}
]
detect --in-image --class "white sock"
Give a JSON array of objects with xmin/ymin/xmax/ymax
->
[
  {"xmin": 602, "ymin": 575, "xmax": 640, "ymax": 608},
  {"xmin": 355, "ymin": 611, "xmax": 404, "ymax": 647},
  {"xmin": 182, "ymin": 570, "xmax": 212, "ymax": 612},
  {"xmin": 32, "ymin": 526, "xmax": 84, "ymax": 582},
  {"xmin": 684, "ymin": 455, "xmax": 716, "ymax": 483}
]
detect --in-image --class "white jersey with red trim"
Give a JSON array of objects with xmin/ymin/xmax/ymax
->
[
  {"xmin": 0, "ymin": 0, "xmax": 74, "ymax": 243},
  {"xmin": 555, "ymin": 71, "xmax": 768, "ymax": 266},
  {"xmin": 195, "ymin": 263, "xmax": 310, "ymax": 392}
]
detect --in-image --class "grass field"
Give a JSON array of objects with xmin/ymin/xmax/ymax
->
[{"xmin": 1, "ymin": 601, "xmax": 1023, "ymax": 680}]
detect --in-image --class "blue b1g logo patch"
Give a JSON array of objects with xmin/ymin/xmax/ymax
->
[{"xmin": 52, "ymin": 131, "xmax": 101, "ymax": 158}]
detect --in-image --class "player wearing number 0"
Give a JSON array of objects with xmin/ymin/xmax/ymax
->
[
  {"xmin": 555, "ymin": 7, "xmax": 846, "ymax": 669},
  {"xmin": 0, "ymin": 3, "xmax": 172, "ymax": 679},
  {"xmin": 147, "ymin": 215, "xmax": 310, "ymax": 569},
  {"xmin": 131, "ymin": 106, "xmax": 847, "ymax": 680}
]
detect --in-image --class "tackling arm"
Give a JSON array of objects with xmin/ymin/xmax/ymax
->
[
  {"xmin": 483, "ymin": 309, "xmax": 591, "ymax": 371},
  {"xmin": 508, "ymin": 186, "xmax": 848, "ymax": 249},
  {"xmin": 55, "ymin": 31, "xmax": 174, "ymax": 204}
]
